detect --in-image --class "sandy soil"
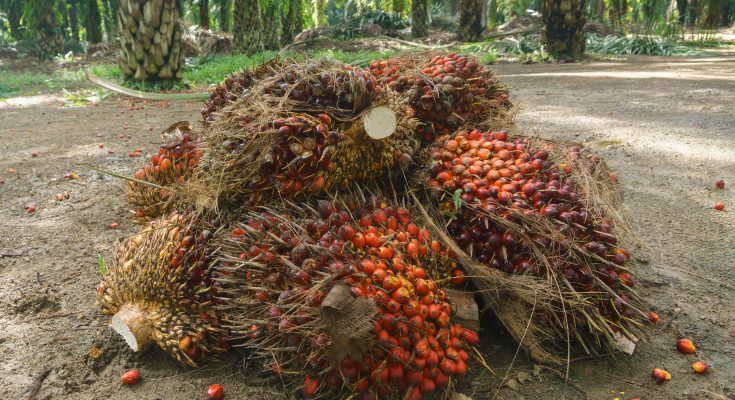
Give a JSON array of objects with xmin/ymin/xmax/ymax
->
[{"xmin": 1, "ymin": 54, "xmax": 734, "ymax": 400}]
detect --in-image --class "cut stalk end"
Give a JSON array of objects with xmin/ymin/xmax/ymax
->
[
  {"xmin": 111, "ymin": 304, "xmax": 154, "ymax": 352},
  {"xmin": 363, "ymin": 106, "xmax": 397, "ymax": 140}
]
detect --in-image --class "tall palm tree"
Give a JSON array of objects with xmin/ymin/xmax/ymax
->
[
  {"xmin": 412, "ymin": 0, "xmax": 429, "ymax": 37},
  {"xmin": 117, "ymin": 0, "xmax": 185, "ymax": 80},
  {"xmin": 217, "ymin": 0, "xmax": 230, "ymax": 31},
  {"xmin": 199, "ymin": 0, "xmax": 210, "ymax": 28},
  {"xmin": 233, "ymin": 0, "xmax": 263, "ymax": 54},
  {"xmin": 282, "ymin": 0, "xmax": 303, "ymax": 44},
  {"xmin": 84, "ymin": 0, "xmax": 104, "ymax": 44},
  {"xmin": 459, "ymin": 0, "xmax": 484, "ymax": 41},
  {"xmin": 31, "ymin": 0, "xmax": 64, "ymax": 59},
  {"xmin": 541, "ymin": 0, "xmax": 587, "ymax": 61}
]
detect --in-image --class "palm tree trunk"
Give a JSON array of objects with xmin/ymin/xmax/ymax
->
[
  {"xmin": 58, "ymin": 1, "xmax": 70, "ymax": 39},
  {"xmin": 102, "ymin": 0, "xmax": 120, "ymax": 40},
  {"xmin": 313, "ymin": 0, "xmax": 326, "ymax": 27},
  {"xmin": 7, "ymin": 0, "xmax": 25, "ymax": 40},
  {"xmin": 200, "ymin": 0, "xmax": 210, "ymax": 28},
  {"xmin": 262, "ymin": 2, "xmax": 281, "ymax": 50},
  {"xmin": 32, "ymin": 0, "xmax": 64, "ymax": 59},
  {"xmin": 541, "ymin": 0, "xmax": 587, "ymax": 61},
  {"xmin": 412, "ymin": 0, "xmax": 429, "ymax": 37},
  {"xmin": 282, "ymin": 0, "xmax": 303, "ymax": 44},
  {"xmin": 117, "ymin": 0, "xmax": 185, "ymax": 80},
  {"xmin": 459, "ymin": 0, "xmax": 484, "ymax": 41},
  {"xmin": 217, "ymin": 0, "xmax": 230, "ymax": 31},
  {"xmin": 85, "ymin": 0, "xmax": 104, "ymax": 44},
  {"xmin": 233, "ymin": 0, "xmax": 263, "ymax": 54},
  {"xmin": 69, "ymin": 0, "xmax": 81, "ymax": 41},
  {"xmin": 393, "ymin": 0, "xmax": 404, "ymax": 13}
]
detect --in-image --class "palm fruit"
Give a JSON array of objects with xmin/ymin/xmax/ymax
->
[
  {"xmin": 370, "ymin": 53, "xmax": 512, "ymax": 140},
  {"xmin": 215, "ymin": 197, "xmax": 470, "ymax": 399},
  {"xmin": 127, "ymin": 122, "xmax": 203, "ymax": 224},
  {"xmin": 96, "ymin": 212, "xmax": 227, "ymax": 366},
  {"xmin": 423, "ymin": 128, "xmax": 648, "ymax": 352}
]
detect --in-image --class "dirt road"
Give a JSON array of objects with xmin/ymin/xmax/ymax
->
[{"xmin": 1, "ymin": 55, "xmax": 733, "ymax": 399}]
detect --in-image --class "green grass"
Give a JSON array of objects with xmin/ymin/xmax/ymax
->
[{"xmin": 0, "ymin": 68, "xmax": 85, "ymax": 99}]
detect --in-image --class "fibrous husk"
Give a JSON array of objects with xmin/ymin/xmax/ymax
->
[
  {"xmin": 414, "ymin": 128, "xmax": 650, "ymax": 364},
  {"xmin": 192, "ymin": 59, "xmax": 424, "ymax": 209},
  {"xmin": 96, "ymin": 212, "xmax": 229, "ymax": 366},
  {"xmin": 126, "ymin": 121, "xmax": 202, "ymax": 224},
  {"xmin": 213, "ymin": 194, "xmax": 475, "ymax": 398}
]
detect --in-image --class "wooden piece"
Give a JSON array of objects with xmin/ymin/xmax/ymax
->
[{"xmin": 444, "ymin": 288, "xmax": 480, "ymax": 331}]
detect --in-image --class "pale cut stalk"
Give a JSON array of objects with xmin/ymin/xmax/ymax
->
[
  {"xmin": 111, "ymin": 303, "xmax": 154, "ymax": 352},
  {"xmin": 363, "ymin": 106, "xmax": 397, "ymax": 140}
]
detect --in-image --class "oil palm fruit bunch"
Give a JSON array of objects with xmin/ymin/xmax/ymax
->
[
  {"xmin": 215, "ymin": 197, "xmax": 472, "ymax": 399},
  {"xmin": 127, "ymin": 122, "xmax": 203, "ymax": 224},
  {"xmin": 369, "ymin": 54, "xmax": 512, "ymax": 141},
  {"xmin": 423, "ymin": 129, "xmax": 647, "ymax": 351},
  {"xmin": 96, "ymin": 212, "xmax": 228, "ymax": 366},
  {"xmin": 201, "ymin": 59, "xmax": 287, "ymax": 123},
  {"xmin": 202, "ymin": 58, "xmax": 378, "ymax": 124},
  {"xmin": 198, "ymin": 67, "xmax": 421, "ymax": 208}
]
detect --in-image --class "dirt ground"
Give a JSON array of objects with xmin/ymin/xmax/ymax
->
[{"xmin": 1, "ymin": 53, "xmax": 734, "ymax": 400}]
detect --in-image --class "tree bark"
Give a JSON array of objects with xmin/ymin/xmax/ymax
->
[
  {"xmin": 32, "ymin": 0, "xmax": 64, "ymax": 59},
  {"xmin": 102, "ymin": 0, "xmax": 120, "ymax": 40},
  {"xmin": 85, "ymin": 0, "xmax": 104, "ymax": 44},
  {"xmin": 282, "ymin": 0, "xmax": 303, "ymax": 44},
  {"xmin": 199, "ymin": 0, "xmax": 210, "ymax": 28},
  {"xmin": 217, "ymin": 0, "xmax": 230, "ymax": 32},
  {"xmin": 6, "ymin": 0, "xmax": 25, "ymax": 40},
  {"xmin": 676, "ymin": 0, "xmax": 687, "ymax": 24},
  {"xmin": 233, "ymin": 0, "xmax": 263, "ymax": 54},
  {"xmin": 58, "ymin": 1, "xmax": 70, "ymax": 39},
  {"xmin": 69, "ymin": 0, "xmax": 81, "ymax": 41},
  {"xmin": 117, "ymin": 0, "xmax": 185, "ymax": 80},
  {"xmin": 541, "ymin": 0, "xmax": 587, "ymax": 61},
  {"xmin": 412, "ymin": 0, "xmax": 429, "ymax": 37},
  {"xmin": 314, "ymin": 0, "xmax": 327, "ymax": 27},
  {"xmin": 459, "ymin": 0, "xmax": 484, "ymax": 41},
  {"xmin": 262, "ymin": 1, "xmax": 281, "ymax": 50}
]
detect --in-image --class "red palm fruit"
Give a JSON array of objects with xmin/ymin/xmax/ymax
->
[
  {"xmin": 455, "ymin": 359, "xmax": 467, "ymax": 375},
  {"xmin": 651, "ymin": 368, "xmax": 671, "ymax": 384},
  {"xmin": 388, "ymin": 363, "xmax": 404, "ymax": 380},
  {"xmin": 461, "ymin": 328, "xmax": 480, "ymax": 346},
  {"xmin": 439, "ymin": 358, "xmax": 456, "ymax": 375},
  {"xmin": 353, "ymin": 233, "xmax": 366, "ymax": 249},
  {"xmin": 676, "ymin": 339, "xmax": 696, "ymax": 354},
  {"xmin": 121, "ymin": 369, "xmax": 142, "ymax": 385},
  {"xmin": 303, "ymin": 375, "xmax": 319, "ymax": 397},
  {"xmin": 392, "ymin": 287, "xmax": 411, "ymax": 303},
  {"xmin": 355, "ymin": 377, "xmax": 370, "ymax": 392},
  {"xmin": 206, "ymin": 384, "xmax": 224, "ymax": 399},
  {"xmin": 714, "ymin": 202, "xmax": 725, "ymax": 211},
  {"xmin": 715, "ymin": 179, "xmax": 725, "ymax": 189},
  {"xmin": 648, "ymin": 311, "xmax": 660, "ymax": 323},
  {"xmin": 365, "ymin": 233, "xmax": 381, "ymax": 247},
  {"xmin": 419, "ymin": 377, "xmax": 436, "ymax": 394},
  {"xmin": 378, "ymin": 246, "xmax": 394, "ymax": 259},
  {"xmin": 408, "ymin": 387, "xmax": 422, "ymax": 400},
  {"xmin": 691, "ymin": 361, "xmax": 710, "ymax": 374},
  {"xmin": 435, "ymin": 371, "xmax": 450, "ymax": 387}
]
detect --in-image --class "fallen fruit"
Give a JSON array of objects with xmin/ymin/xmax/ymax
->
[
  {"xmin": 715, "ymin": 179, "xmax": 725, "ymax": 189},
  {"xmin": 651, "ymin": 368, "xmax": 671, "ymax": 384},
  {"xmin": 648, "ymin": 311, "xmax": 660, "ymax": 323},
  {"xmin": 121, "ymin": 369, "xmax": 141, "ymax": 385},
  {"xmin": 110, "ymin": 223, "xmax": 119, "ymax": 229},
  {"xmin": 676, "ymin": 338, "xmax": 696, "ymax": 354},
  {"xmin": 26, "ymin": 204, "xmax": 37, "ymax": 213},
  {"xmin": 8, "ymin": 168, "xmax": 16, "ymax": 173},
  {"xmin": 55, "ymin": 193, "xmax": 65, "ymax": 201},
  {"xmin": 714, "ymin": 202, "xmax": 725, "ymax": 211},
  {"xmin": 64, "ymin": 172, "xmax": 80, "ymax": 180},
  {"xmin": 99, "ymin": 143, "xmax": 105, "ymax": 148},
  {"xmin": 691, "ymin": 361, "xmax": 710, "ymax": 374},
  {"xmin": 206, "ymin": 384, "xmax": 224, "ymax": 399},
  {"xmin": 31, "ymin": 151, "xmax": 38, "ymax": 157}
]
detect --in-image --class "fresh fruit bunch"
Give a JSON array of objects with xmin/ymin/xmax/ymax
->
[
  {"xmin": 215, "ymin": 197, "xmax": 472, "ymax": 399},
  {"xmin": 202, "ymin": 58, "xmax": 379, "ymax": 124},
  {"xmin": 202, "ymin": 59, "xmax": 287, "ymax": 123},
  {"xmin": 370, "ymin": 54, "xmax": 511, "ymax": 140},
  {"xmin": 198, "ymin": 86, "xmax": 420, "ymax": 208},
  {"xmin": 96, "ymin": 212, "xmax": 228, "ymax": 366},
  {"xmin": 127, "ymin": 122, "xmax": 203, "ymax": 224},
  {"xmin": 424, "ymin": 129, "xmax": 645, "ymax": 345}
]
